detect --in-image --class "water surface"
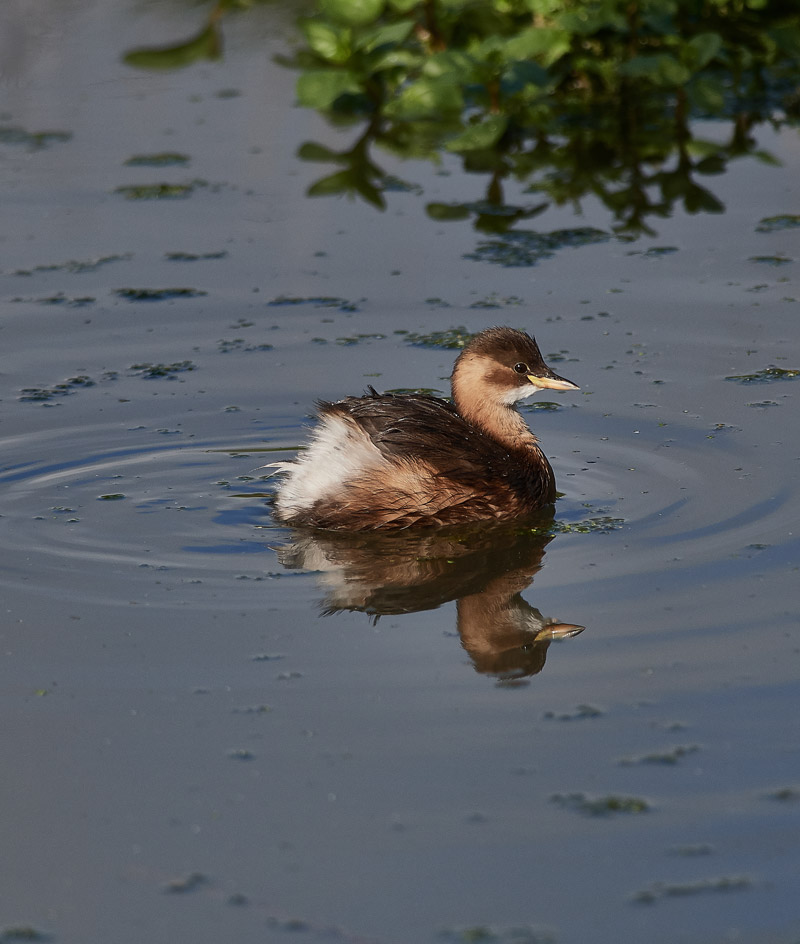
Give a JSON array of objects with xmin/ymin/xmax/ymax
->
[{"xmin": 1, "ymin": 4, "xmax": 799, "ymax": 944}]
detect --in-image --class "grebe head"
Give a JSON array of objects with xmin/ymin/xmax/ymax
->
[{"xmin": 452, "ymin": 326, "xmax": 579, "ymax": 410}]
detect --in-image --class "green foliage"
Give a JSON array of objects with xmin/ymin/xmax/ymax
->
[
  {"xmin": 318, "ymin": 0, "xmax": 386, "ymax": 26},
  {"xmin": 124, "ymin": 22, "xmax": 222, "ymax": 70},
  {"xmin": 297, "ymin": 70, "xmax": 363, "ymax": 109}
]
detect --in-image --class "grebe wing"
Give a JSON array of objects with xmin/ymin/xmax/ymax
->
[{"xmin": 321, "ymin": 393, "xmax": 507, "ymax": 476}]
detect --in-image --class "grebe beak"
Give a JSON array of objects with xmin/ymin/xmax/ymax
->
[{"xmin": 526, "ymin": 372, "xmax": 580, "ymax": 392}]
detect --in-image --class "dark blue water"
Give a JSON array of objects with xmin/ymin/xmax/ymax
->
[{"xmin": 1, "ymin": 4, "xmax": 798, "ymax": 943}]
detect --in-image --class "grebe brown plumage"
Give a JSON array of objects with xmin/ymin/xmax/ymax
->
[{"xmin": 271, "ymin": 326, "xmax": 579, "ymax": 530}]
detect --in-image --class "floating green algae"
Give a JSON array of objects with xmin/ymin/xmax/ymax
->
[
  {"xmin": 12, "ymin": 293, "xmax": 95, "ymax": 307},
  {"xmin": 165, "ymin": 250, "xmax": 227, "ymax": 261},
  {"xmin": 404, "ymin": 326, "xmax": 474, "ymax": 349},
  {"xmin": 522, "ymin": 401, "xmax": 563, "ymax": 412},
  {"xmin": 114, "ymin": 180, "xmax": 209, "ymax": 199},
  {"xmin": 469, "ymin": 293, "xmax": 525, "ymax": 309},
  {"xmin": 633, "ymin": 875, "xmax": 752, "ymax": 904},
  {"xmin": 628, "ymin": 246, "xmax": 679, "ymax": 257},
  {"xmin": 748, "ymin": 254, "xmax": 793, "ymax": 266},
  {"xmin": 439, "ymin": 926, "xmax": 556, "ymax": 944},
  {"xmin": 124, "ymin": 152, "xmax": 190, "ymax": 167},
  {"xmin": 335, "ymin": 333, "xmax": 386, "ymax": 345},
  {"xmin": 0, "ymin": 126, "xmax": 71, "ymax": 150},
  {"xmin": 162, "ymin": 872, "xmax": 209, "ymax": 894},
  {"xmin": 19, "ymin": 376, "xmax": 96, "ymax": 402},
  {"xmin": 543, "ymin": 704, "xmax": 604, "ymax": 721},
  {"xmin": 725, "ymin": 366, "xmax": 799, "ymax": 383},
  {"xmin": 618, "ymin": 744, "xmax": 700, "ymax": 766},
  {"xmin": 115, "ymin": 287, "xmax": 206, "ymax": 301},
  {"xmin": 465, "ymin": 227, "xmax": 610, "ymax": 267},
  {"xmin": 756, "ymin": 214, "xmax": 800, "ymax": 233},
  {"xmin": 267, "ymin": 294, "xmax": 359, "ymax": 311},
  {"xmin": 218, "ymin": 338, "xmax": 274, "ymax": 353},
  {"xmin": 0, "ymin": 927, "xmax": 53, "ymax": 942},
  {"xmin": 13, "ymin": 254, "xmax": 131, "ymax": 276},
  {"xmin": 129, "ymin": 361, "xmax": 196, "ymax": 378},
  {"xmin": 551, "ymin": 792, "xmax": 650, "ymax": 816},
  {"xmin": 552, "ymin": 516, "xmax": 624, "ymax": 534}
]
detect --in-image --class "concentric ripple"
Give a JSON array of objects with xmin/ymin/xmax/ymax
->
[
  {"xmin": 547, "ymin": 412, "xmax": 799, "ymax": 589},
  {"xmin": 1, "ymin": 414, "xmax": 796, "ymax": 609},
  {"xmin": 0, "ymin": 421, "xmax": 289, "ymax": 608}
]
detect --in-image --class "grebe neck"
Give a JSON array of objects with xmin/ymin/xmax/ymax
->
[{"xmin": 452, "ymin": 362, "xmax": 538, "ymax": 453}]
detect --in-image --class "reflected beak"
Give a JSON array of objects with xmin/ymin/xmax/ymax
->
[
  {"xmin": 541, "ymin": 622, "xmax": 585, "ymax": 640},
  {"xmin": 527, "ymin": 372, "xmax": 580, "ymax": 391}
]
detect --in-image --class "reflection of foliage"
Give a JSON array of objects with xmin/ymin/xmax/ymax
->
[
  {"xmin": 123, "ymin": 0, "xmax": 800, "ymax": 243},
  {"xmin": 465, "ymin": 226, "xmax": 610, "ymax": 266},
  {"xmin": 284, "ymin": 0, "xmax": 800, "ymax": 239},
  {"xmin": 123, "ymin": 0, "xmax": 265, "ymax": 71},
  {"xmin": 724, "ymin": 366, "xmax": 799, "ymax": 383}
]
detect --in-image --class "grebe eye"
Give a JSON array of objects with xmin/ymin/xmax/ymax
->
[{"xmin": 513, "ymin": 362, "xmax": 529, "ymax": 374}]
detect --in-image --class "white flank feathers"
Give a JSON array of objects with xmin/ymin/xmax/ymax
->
[{"xmin": 272, "ymin": 413, "xmax": 386, "ymax": 518}]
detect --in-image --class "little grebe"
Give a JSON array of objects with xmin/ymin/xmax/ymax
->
[{"xmin": 271, "ymin": 326, "xmax": 579, "ymax": 530}]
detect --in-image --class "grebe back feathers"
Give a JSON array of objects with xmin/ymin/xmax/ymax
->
[{"xmin": 272, "ymin": 326, "xmax": 578, "ymax": 530}]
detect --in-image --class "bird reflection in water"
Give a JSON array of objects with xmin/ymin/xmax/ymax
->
[{"xmin": 274, "ymin": 517, "xmax": 584, "ymax": 683}]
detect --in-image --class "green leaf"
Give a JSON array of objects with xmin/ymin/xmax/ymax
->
[
  {"xmin": 685, "ymin": 138, "xmax": 725, "ymax": 159},
  {"xmin": 297, "ymin": 141, "xmax": 345, "ymax": 162},
  {"xmin": 688, "ymin": 75, "xmax": 725, "ymax": 113},
  {"xmin": 522, "ymin": 0, "xmax": 566, "ymax": 17},
  {"xmin": 296, "ymin": 70, "xmax": 362, "ymax": 109},
  {"xmin": 769, "ymin": 24, "xmax": 800, "ymax": 58},
  {"xmin": 446, "ymin": 115, "xmax": 508, "ymax": 152},
  {"xmin": 752, "ymin": 149, "xmax": 782, "ymax": 167},
  {"xmin": 365, "ymin": 46, "xmax": 423, "ymax": 74},
  {"xmin": 559, "ymin": 7, "xmax": 626, "ymax": 36},
  {"xmin": 387, "ymin": 0, "xmax": 418, "ymax": 10},
  {"xmin": 307, "ymin": 169, "xmax": 354, "ymax": 197},
  {"xmin": 619, "ymin": 54, "xmax": 690, "ymax": 86},
  {"xmin": 124, "ymin": 24, "xmax": 221, "ymax": 71},
  {"xmin": 472, "ymin": 35, "xmax": 507, "ymax": 62},
  {"xmin": 503, "ymin": 27, "xmax": 571, "ymax": 67},
  {"xmin": 695, "ymin": 154, "xmax": 726, "ymax": 175},
  {"xmin": 384, "ymin": 76, "xmax": 463, "ymax": 119},
  {"xmin": 302, "ymin": 20, "xmax": 351, "ymax": 63},
  {"xmin": 355, "ymin": 19, "xmax": 415, "ymax": 53},
  {"xmin": 426, "ymin": 202, "xmax": 472, "ymax": 221},
  {"xmin": 353, "ymin": 175, "xmax": 386, "ymax": 210},
  {"xmin": 685, "ymin": 32, "xmax": 722, "ymax": 70},
  {"xmin": 422, "ymin": 50, "xmax": 476, "ymax": 81},
  {"xmin": 683, "ymin": 183, "xmax": 724, "ymax": 214},
  {"xmin": 502, "ymin": 60, "xmax": 549, "ymax": 93},
  {"xmin": 317, "ymin": 0, "xmax": 385, "ymax": 26}
]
